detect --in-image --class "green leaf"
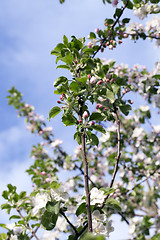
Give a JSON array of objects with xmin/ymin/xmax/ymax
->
[
  {"xmin": 1, "ymin": 203, "xmax": 11, "ymax": 210},
  {"xmin": 63, "ymin": 35, "xmax": 68, "ymax": 46},
  {"xmin": 76, "ymin": 77, "xmax": 87, "ymax": 85},
  {"xmin": 89, "ymin": 32, "xmax": 96, "ymax": 39},
  {"xmin": 54, "ymin": 76, "xmax": 68, "ymax": 87},
  {"xmin": 100, "ymin": 187, "xmax": 115, "ymax": 195},
  {"xmin": 122, "ymin": 18, "xmax": 130, "ymax": 24},
  {"xmin": 19, "ymin": 191, "xmax": 26, "ymax": 199},
  {"xmin": 41, "ymin": 210, "xmax": 59, "ymax": 230},
  {"xmin": 51, "ymin": 43, "xmax": 65, "ymax": 54},
  {"xmin": 92, "ymin": 124, "xmax": 106, "ymax": 134},
  {"xmin": 56, "ymin": 65, "xmax": 70, "ymax": 70},
  {"xmin": 106, "ymin": 89, "xmax": 115, "ymax": 103},
  {"xmin": 9, "ymin": 215, "xmax": 21, "ymax": 220},
  {"xmin": 112, "ymin": 84, "xmax": 120, "ymax": 95},
  {"xmin": 62, "ymin": 113, "xmax": 77, "ymax": 126},
  {"xmin": 49, "ymin": 106, "xmax": 61, "ymax": 119},
  {"xmin": 46, "ymin": 201, "xmax": 60, "ymax": 214},
  {"xmin": 151, "ymin": 233, "xmax": 160, "ymax": 240},
  {"xmin": 105, "ymin": 198, "xmax": 121, "ymax": 211},
  {"xmin": 2, "ymin": 191, "xmax": 8, "ymax": 200},
  {"xmin": 74, "ymin": 132, "xmax": 82, "ymax": 145},
  {"xmin": 119, "ymin": 104, "xmax": 131, "ymax": 116},
  {"xmin": 0, "ymin": 224, "xmax": 8, "ymax": 230},
  {"xmin": 70, "ymin": 81, "xmax": 79, "ymax": 92},
  {"xmin": 81, "ymin": 233, "xmax": 105, "ymax": 240},
  {"xmin": 61, "ymin": 52, "xmax": 73, "ymax": 65},
  {"xmin": 76, "ymin": 202, "xmax": 86, "ymax": 216},
  {"xmin": 89, "ymin": 112, "xmax": 105, "ymax": 121},
  {"xmin": 0, "ymin": 233, "xmax": 7, "ymax": 240},
  {"xmin": 126, "ymin": 0, "xmax": 133, "ymax": 9},
  {"xmin": 86, "ymin": 133, "xmax": 99, "ymax": 146}
]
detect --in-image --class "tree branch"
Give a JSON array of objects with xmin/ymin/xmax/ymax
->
[{"xmin": 78, "ymin": 97, "xmax": 92, "ymax": 232}]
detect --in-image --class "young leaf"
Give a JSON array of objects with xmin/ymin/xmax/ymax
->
[
  {"xmin": 76, "ymin": 202, "xmax": 86, "ymax": 216},
  {"xmin": 62, "ymin": 113, "xmax": 77, "ymax": 126},
  {"xmin": 91, "ymin": 124, "xmax": 106, "ymax": 134},
  {"xmin": 105, "ymin": 198, "xmax": 121, "ymax": 211},
  {"xmin": 89, "ymin": 112, "xmax": 105, "ymax": 121},
  {"xmin": 49, "ymin": 106, "xmax": 61, "ymax": 119},
  {"xmin": 86, "ymin": 133, "xmax": 99, "ymax": 146},
  {"xmin": 41, "ymin": 210, "xmax": 59, "ymax": 230},
  {"xmin": 74, "ymin": 132, "xmax": 82, "ymax": 145},
  {"xmin": 54, "ymin": 76, "xmax": 68, "ymax": 87}
]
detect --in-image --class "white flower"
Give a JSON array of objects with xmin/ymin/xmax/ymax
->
[
  {"xmin": 99, "ymin": 132, "xmax": 110, "ymax": 142},
  {"xmin": 129, "ymin": 217, "xmax": 141, "ymax": 236},
  {"xmin": 51, "ymin": 185, "xmax": 69, "ymax": 202},
  {"xmin": 153, "ymin": 94, "xmax": 160, "ymax": 108},
  {"xmin": 134, "ymin": 3, "xmax": 152, "ymax": 20},
  {"xmin": 50, "ymin": 139, "xmax": 63, "ymax": 148},
  {"xmin": 90, "ymin": 76, "xmax": 97, "ymax": 84},
  {"xmin": 56, "ymin": 216, "xmax": 67, "ymax": 232},
  {"xmin": 10, "ymin": 235, "xmax": 18, "ymax": 240},
  {"xmin": 42, "ymin": 230, "xmax": 60, "ymax": 240},
  {"xmin": 13, "ymin": 226, "xmax": 23, "ymax": 235},
  {"xmin": 153, "ymin": 125, "xmax": 160, "ymax": 133},
  {"xmin": 32, "ymin": 192, "xmax": 49, "ymax": 215},
  {"xmin": 139, "ymin": 105, "xmax": 149, "ymax": 112},
  {"xmin": 132, "ymin": 127, "xmax": 145, "ymax": 139},
  {"xmin": 63, "ymin": 161, "xmax": 75, "ymax": 170},
  {"xmin": 43, "ymin": 127, "xmax": 53, "ymax": 132},
  {"xmin": 90, "ymin": 187, "xmax": 105, "ymax": 205},
  {"xmin": 6, "ymin": 223, "xmax": 15, "ymax": 230}
]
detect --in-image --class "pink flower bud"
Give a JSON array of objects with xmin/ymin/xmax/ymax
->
[
  {"xmin": 97, "ymin": 80, "xmax": 103, "ymax": 85},
  {"xmin": 88, "ymin": 74, "xmax": 91, "ymax": 79},
  {"xmin": 128, "ymin": 100, "xmax": 134, "ymax": 104},
  {"xmin": 122, "ymin": 90, "xmax": 126, "ymax": 94},
  {"xmin": 96, "ymin": 103, "xmax": 103, "ymax": 109},
  {"xmin": 108, "ymin": 45, "xmax": 113, "ymax": 50},
  {"xmin": 90, "ymin": 76, "xmax": 97, "ymax": 84},
  {"xmin": 123, "ymin": 33, "xmax": 128, "ymax": 38},
  {"xmin": 118, "ymin": 40, "xmax": 123, "ymax": 44},
  {"xmin": 40, "ymin": 171, "xmax": 46, "ymax": 176},
  {"xmin": 57, "ymin": 100, "xmax": 61, "ymax": 104},
  {"xmin": 112, "ymin": 0, "xmax": 118, "ymax": 7},
  {"xmin": 82, "ymin": 111, "xmax": 89, "ymax": 119},
  {"xmin": 95, "ymin": 28, "xmax": 99, "ymax": 33},
  {"xmin": 90, "ymin": 121, "xmax": 95, "ymax": 126},
  {"xmin": 78, "ymin": 119, "xmax": 82, "ymax": 123},
  {"xmin": 74, "ymin": 60, "xmax": 78, "ymax": 64},
  {"xmin": 88, "ymin": 42, "xmax": 93, "ymax": 48}
]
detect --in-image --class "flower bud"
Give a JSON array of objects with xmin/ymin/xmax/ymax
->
[{"xmin": 83, "ymin": 111, "xmax": 89, "ymax": 119}]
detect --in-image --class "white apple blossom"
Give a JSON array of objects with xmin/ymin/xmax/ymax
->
[
  {"xmin": 51, "ymin": 185, "xmax": 69, "ymax": 202},
  {"xmin": 42, "ymin": 230, "xmax": 60, "ymax": 240},
  {"xmin": 56, "ymin": 216, "xmax": 68, "ymax": 232},
  {"xmin": 10, "ymin": 235, "xmax": 18, "ymax": 240},
  {"xmin": 134, "ymin": 3, "xmax": 152, "ymax": 20},
  {"xmin": 32, "ymin": 192, "xmax": 49, "ymax": 215},
  {"xmin": 50, "ymin": 139, "xmax": 63, "ymax": 148},
  {"xmin": 90, "ymin": 187, "xmax": 105, "ymax": 205},
  {"xmin": 139, "ymin": 105, "xmax": 150, "ymax": 112}
]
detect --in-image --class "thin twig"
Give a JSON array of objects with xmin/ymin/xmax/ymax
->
[
  {"xmin": 78, "ymin": 97, "xmax": 92, "ymax": 232},
  {"xmin": 60, "ymin": 209, "xmax": 78, "ymax": 235},
  {"xmin": 101, "ymin": 107, "xmax": 121, "ymax": 208},
  {"xmin": 17, "ymin": 209, "xmax": 39, "ymax": 240},
  {"xmin": 92, "ymin": 0, "xmax": 129, "ymax": 58}
]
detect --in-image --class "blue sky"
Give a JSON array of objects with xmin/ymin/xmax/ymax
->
[{"xmin": 0, "ymin": 0, "xmax": 159, "ymax": 239}]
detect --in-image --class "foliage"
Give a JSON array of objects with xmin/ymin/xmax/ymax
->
[{"xmin": 1, "ymin": 0, "xmax": 160, "ymax": 240}]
